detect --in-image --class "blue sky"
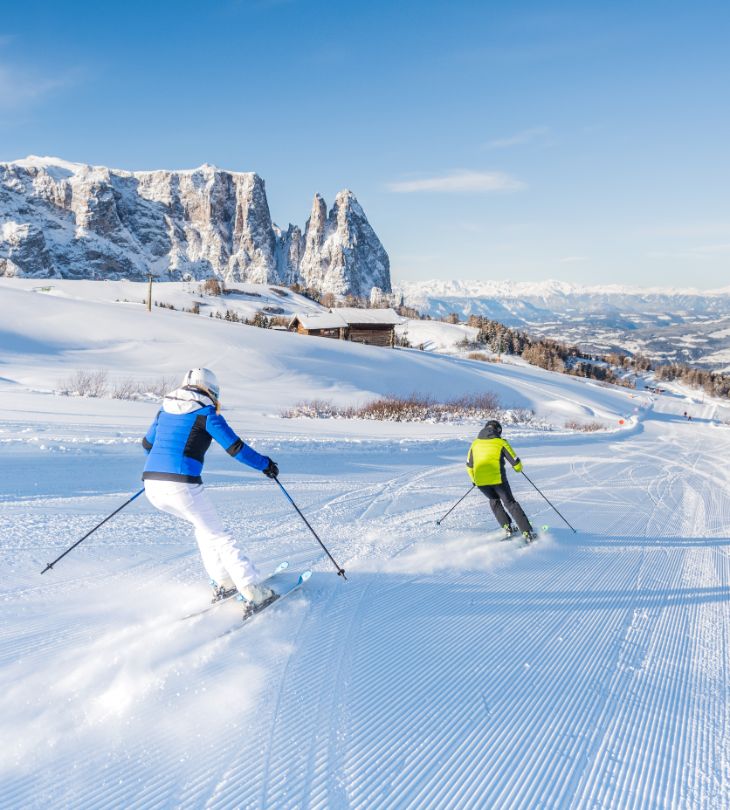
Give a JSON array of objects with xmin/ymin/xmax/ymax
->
[{"xmin": 1, "ymin": 0, "xmax": 729, "ymax": 288}]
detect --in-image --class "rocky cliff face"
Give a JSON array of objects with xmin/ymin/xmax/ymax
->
[
  {"xmin": 299, "ymin": 191, "xmax": 390, "ymax": 298},
  {"xmin": 0, "ymin": 156, "xmax": 391, "ymax": 296}
]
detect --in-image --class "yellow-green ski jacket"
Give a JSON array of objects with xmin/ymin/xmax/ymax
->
[{"xmin": 466, "ymin": 428, "xmax": 523, "ymax": 486}]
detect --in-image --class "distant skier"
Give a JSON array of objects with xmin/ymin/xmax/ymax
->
[
  {"xmin": 466, "ymin": 420, "xmax": 537, "ymax": 541},
  {"xmin": 142, "ymin": 368, "xmax": 280, "ymax": 608}
]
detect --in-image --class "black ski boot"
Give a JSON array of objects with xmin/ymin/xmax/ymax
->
[
  {"xmin": 502, "ymin": 523, "xmax": 518, "ymax": 540},
  {"xmin": 522, "ymin": 530, "xmax": 538, "ymax": 543}
]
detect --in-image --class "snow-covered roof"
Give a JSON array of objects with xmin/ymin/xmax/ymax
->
[
  {"xmin": 290, "ymin": 312, "xmax": 348, "ymax": 330},
  {"xmin": 333, "ymin": 308, "xmax": 405, "ymax": 325},
  {"xmin": 290, "ymin": 308, "xmax": 405, "ymax": 330}
]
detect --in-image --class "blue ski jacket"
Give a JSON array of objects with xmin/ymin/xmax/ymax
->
[{"xmin": 142, "ymin": 386, "xmax": 269, "ymax": 483}]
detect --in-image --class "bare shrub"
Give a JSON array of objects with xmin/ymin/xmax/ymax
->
[
  {"xmin": 148, "ymin": 376, "xmax": 176, "ymax": 398},
  {"xmin": 467, "ymin": 352, "xmax": 496, "ymax": 362},
  {"xmin": 58, "ymin": 372, "xmax": 178, "ymax": 401},
  {"xmin": 201, "ymin": 278, "xmax": 223, "ymax": 296},
  {"xmin": 357, "ymin": 394, "xmax": 435, "ymax": 422},
  {"xmin": 59, "ymin": 369, "xmax": 109, "ymax": 398},
  {"xmin": 112, "ymin": 377, "xmax": 144, "ymax": 400},
  {"xmin": 449, "ymin": 392, "xmax": 500, "ymax": 412},
  {"xmin": 565, "ymin": 420, "xmax": 605, "ymax": 432},
  {"xmin": 281, "ymin": 391, "xmax": 524, "ymax": 424},
  {"xmin": 281, "ymin": 399, "xmax": 344, "ymax": 419}
]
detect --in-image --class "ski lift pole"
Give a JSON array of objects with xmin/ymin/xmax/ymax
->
[
  {"xmin": 40, "ymin": 488, "xmax": 145, "ymax": 574},
  {"xmin": 273, "ymin": 477, "xmax": 347, "ymax": 580},
  {"xmin": 436, "ymin": 484, "xmax": 476, "ymax": 526},
  {"xmin": 520, "ymin": 471, "xmax": 577, "ymax": 534}
]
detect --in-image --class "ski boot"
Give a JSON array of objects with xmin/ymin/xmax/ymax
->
[
  {"xmin": 240, "ymin": 581, "xmax": 279, "ymax": 618},
  {"xmin": 502, "ymin": 523, "xmax": 518, "ymax": 540},
  {"xmin": 522, "ymin": 530, "xmax": 538, "ymax": 544},
  {"xmin": 210, "ymin": 580, "xmax": 237, "ymax": 604}
]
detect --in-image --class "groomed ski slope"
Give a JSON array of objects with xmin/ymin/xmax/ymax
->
[{"xmin": 1, "ymin": 281, "xmax": 729, "ymax": 808}]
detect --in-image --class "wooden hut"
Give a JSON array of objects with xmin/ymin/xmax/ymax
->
[
  {"xmin": 335, "ymin": 308, "xmax": 404, "ymax": 347},
  {"xmin": 288, "ymin": 308, "xmax": 404, "ymax": 347}
]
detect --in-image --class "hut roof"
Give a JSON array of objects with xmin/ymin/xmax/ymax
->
[
  {"xmin": 289, "ymin": 312, "xmax": 348, "ymax": 330},
  {"xmin": 333, "ymin": 308, "xmax": 405, "ymax": 326}
]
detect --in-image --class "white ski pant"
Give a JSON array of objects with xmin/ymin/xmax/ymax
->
[{"xmin": 144, "ymin": 480, "xmax": 260, "ymax": 592}]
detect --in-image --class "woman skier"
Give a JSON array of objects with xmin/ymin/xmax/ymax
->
[
  {"xmin": 142, "ymin": 368, "xmax": 280, "ymax": 608},
  {"xmin": 466, "ymin": 419, "xmax": 537, "ymax": 541}
]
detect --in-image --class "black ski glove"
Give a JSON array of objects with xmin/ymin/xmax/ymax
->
[{"xmin": 263, "ymin": 458, "xmax": 279, "ymax": 479}]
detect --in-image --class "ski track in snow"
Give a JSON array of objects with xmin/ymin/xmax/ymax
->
[{"xmin": 1, "ymin": 410, "xmax": 730, "ymax": 808}]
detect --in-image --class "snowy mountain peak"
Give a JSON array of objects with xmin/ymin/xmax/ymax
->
[
  {"xmin": 0, "ymin": 157, "xmax": 390, "ymax": 295},
  {"xmin": 296, "ymin": 189, "xmax": 390, "ymax": 297}
]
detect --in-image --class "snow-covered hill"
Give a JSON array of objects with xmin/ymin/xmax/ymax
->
[
  {"xmin": 1, "ymin": 279, "xmax": 729, "ymax": 808},
  {"xmin": 0, "ymin": 278, "xmax": 638, "ymax": 430},
  {"xmin": 0, "ymin": 156, "xmax": 390, "ymax": 298}
]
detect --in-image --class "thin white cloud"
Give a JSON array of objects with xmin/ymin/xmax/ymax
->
[
  {"xmin": 0, "ymin": 63, "xmax": 78, "ymax": 109},
  {"xmin": 558, "ymin": 255, "xmax": 588, "ymax": 264},
  {"xmin": 387, "ymin": 170, "xmax": 525, "ymax": 194},
  {"xmin": 484, "ymin": 126, "xmax": 549, "ymax": 149}
]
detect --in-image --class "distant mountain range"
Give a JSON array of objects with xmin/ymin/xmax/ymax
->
[
  {"xmin": 396, "ymin": 279, "xmax": 730, "ymax": 371},
  {"xmin": 0, "ymin": 156, "xmax": 391, "ymax": 298}
]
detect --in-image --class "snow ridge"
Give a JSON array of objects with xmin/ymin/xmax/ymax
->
[{"xmin": 0, "ymin": 156, "xmax": 390, "ymax": 297}]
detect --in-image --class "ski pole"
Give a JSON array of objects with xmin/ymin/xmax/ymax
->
[
  {"xmin": 520, "ymin": 471, "xmax": 577, "ymax": 534},
  {"xmin": 435, "ymin": 484, "xmax": 476, "ymax": 526},
  {"xmin": 40, "ymin": 488, "xmax": 145, "ymax": 574},
  {"xmin": 273, "ymin": 477, "xmax": 347, "ymax": 580}
]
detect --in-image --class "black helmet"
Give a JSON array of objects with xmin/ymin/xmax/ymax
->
[{"xmin": 484, "ymin": 419, "xmax": 502, "ymax": 437}]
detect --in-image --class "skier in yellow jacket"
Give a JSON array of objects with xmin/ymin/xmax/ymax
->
[{"xmin": 466, "ymin": 420, "xmax": 536, "ymax": 540}]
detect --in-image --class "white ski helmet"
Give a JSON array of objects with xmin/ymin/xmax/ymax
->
[{"xmin": 182, "ymin": 368, "xmax": 220, "ymax": 400}]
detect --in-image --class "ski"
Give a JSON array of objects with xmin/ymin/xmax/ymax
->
[
  {"xmin": 180, "ymin": 561, "xmax": 289, "ymax": 621},
  {"xmin": 218, "ymin": 570, "xmax": 313, "ymax": 637}
]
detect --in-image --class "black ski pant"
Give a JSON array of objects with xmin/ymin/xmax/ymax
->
[{"xmin": 478, "ymin": 481, "xmax": 532, "ymax": 533}]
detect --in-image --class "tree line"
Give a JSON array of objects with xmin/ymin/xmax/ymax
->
[
  {"xmin": 654, "ymin": 363, "xmax": 730, "ymax": 399},
  {"xmin": 462, "ymin": 315, "xmax": 643, "ymax": 387}
]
